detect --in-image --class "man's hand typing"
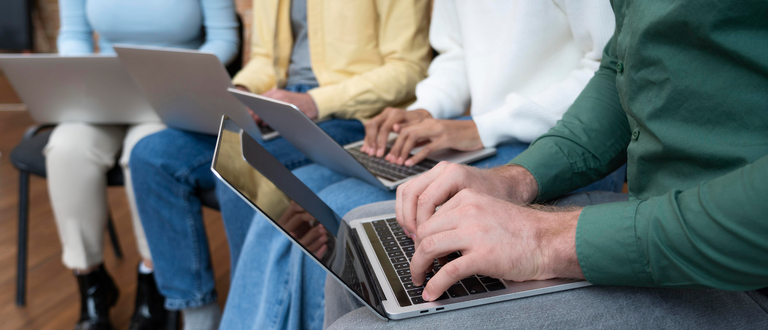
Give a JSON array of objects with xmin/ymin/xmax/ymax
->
[{"xmin": 407, "ymin": 189, "xmax": 584, "ymax": 301}]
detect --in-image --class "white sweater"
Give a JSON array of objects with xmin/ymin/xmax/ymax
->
[{"xmin": 408, "ymin": 0, "xmax": 615, "ymax": 147}]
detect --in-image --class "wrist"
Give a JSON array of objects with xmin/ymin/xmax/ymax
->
[
  {"xmin": 306, "ymin": 95, "xmax": 319, "ymax": 119},
  {"xmin": 540, "ymin": 210, "xmax": 584, "ymax": 280},
  {"xmin": 411, "ymin": 109, "xmax": 433, "ymax": 120},
  {"xmin": 493, "ymin": 165, "xmax": 538, "ymax": 204}
]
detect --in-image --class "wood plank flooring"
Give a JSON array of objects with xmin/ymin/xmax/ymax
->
[{"xmin": 0, "ymin": 110, "xmax": 231, "ymax": 330}]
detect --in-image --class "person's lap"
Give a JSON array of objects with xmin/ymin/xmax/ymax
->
[{"xmin": 323, "ymin": 200, "xmax": 768, "ymax": 330}]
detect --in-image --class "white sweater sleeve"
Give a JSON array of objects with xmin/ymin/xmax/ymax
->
[
  {"xmin": 473, "ymin": 0, "xmax": 616, "ymax": 147},
  {"xmin": 406, "ymin": 0, "xmax": 470, "ymax": 119}
]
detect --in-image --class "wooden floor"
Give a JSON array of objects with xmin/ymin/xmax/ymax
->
[{"xmin": 0, "ymin": 75, "xmax": 231, "ymax": 329}]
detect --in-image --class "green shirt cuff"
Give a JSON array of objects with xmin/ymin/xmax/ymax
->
[
  {"xmin": 576, "ymin": 200, "xmax": 655, "ymax": 286},
  {"xmin": 508, "ymin": 138, "xmax": 574, "ymax": 202}
]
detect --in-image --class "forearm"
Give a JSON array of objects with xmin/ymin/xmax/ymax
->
[
  {"xmin": 198, "ymin": 0, "xmax": 239, "ymax": 64},
  {"xmin": 57, "ymin": 0, "xmax": 94, "ymax": 55}
]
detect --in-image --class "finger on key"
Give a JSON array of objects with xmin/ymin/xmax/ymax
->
[
  {"xmin": 409, "ymin": 229, "xmax": 465, "ymax": 286},
  {"xmin": 423, "ymin": 256, "xmax": 478, "ymax": 302}
]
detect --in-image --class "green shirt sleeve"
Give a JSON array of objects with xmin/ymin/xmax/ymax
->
[
  {"xmin": 577, "ymin": 155, "xmax": 768, "ymax": 290},
  {"xmin": 509, "ymin": 32, "xmax": 630, "ymax": 201}
]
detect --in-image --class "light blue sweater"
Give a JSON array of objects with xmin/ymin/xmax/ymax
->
[{"xmin": 57, "ymin": 0, "xmax": 239, "ymax": 64}]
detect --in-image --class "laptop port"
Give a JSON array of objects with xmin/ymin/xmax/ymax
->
[
  {"xmin": 436, "ymin": 307, "xmax": 445, "ymax": 311},
  {"xmin": 420, "ymin": 310, "xmax": 429, "ymax": 314}
]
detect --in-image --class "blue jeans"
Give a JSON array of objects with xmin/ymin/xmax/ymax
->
[
  {"xmin": 130, "ymin": 85, "xmax": 365, "ymax": 310},
  {"xmin": 221, "ymin": 140, "xmax": 629, "ymax": 329}
]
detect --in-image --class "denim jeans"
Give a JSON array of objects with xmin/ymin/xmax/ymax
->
[
  {"xmin": 130, "ymin": 84, "xmax": 365, "ymax": 310},
  {"xmin": 220, "ymin": 138, "xmax": 626, "ymax": 329}
]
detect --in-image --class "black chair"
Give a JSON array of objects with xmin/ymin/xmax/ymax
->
[{"xmin": 10, "ymin": 125, "xmax": 220, "ymax": 306}]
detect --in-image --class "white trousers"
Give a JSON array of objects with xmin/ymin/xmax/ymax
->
[{"xmin": 44, "ymin": 122, "xmax": 165, "ymax": 270}]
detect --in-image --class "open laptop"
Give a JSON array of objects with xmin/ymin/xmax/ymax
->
[
  {"xmin": 228, "ymin": 88, "xmax": 497, "ymax": 190},
  {"xmin": 112, "ymin": 44, "xmax": 277, "ymax": 139},
  {"xmin": 0, "ymin": 54, "xmax": 159, "ymax": 124},
  {"xmin": 211, "ymin": 116, "xmax": 590, "ymax": 320}
]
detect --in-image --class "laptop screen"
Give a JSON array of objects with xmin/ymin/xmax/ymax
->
[{"xmin": 211, "ymin": 117, "xmax": 387, "ymax": 318}]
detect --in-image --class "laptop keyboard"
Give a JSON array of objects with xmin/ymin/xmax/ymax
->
[
  {"xmin": 372, "ymin": 219, "xmax": 507, "ymax": 305},
  {"xmin": 347, "ymin": 147, "xmax": 438, "ymax": 182}
]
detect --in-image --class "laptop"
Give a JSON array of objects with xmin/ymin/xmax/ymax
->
[
  {"xmin": 0, "ymin": 54, "xmax": 160, "ymax": 124},
  {"xmin": 228, "ymin": 88, "xmax": 497, "ymax": 190},
  {"xmin": 112, "ymin": 44, "xmax": 277, "ymax": 139},
  {"xmin": 211, "ymin": 116, "xmax": 590, "ymax": 320}
]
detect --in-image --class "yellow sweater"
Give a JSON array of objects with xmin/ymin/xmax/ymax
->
[{"xmin": 232, "ymin": 0, "xmax": 431, "ymax": 121}]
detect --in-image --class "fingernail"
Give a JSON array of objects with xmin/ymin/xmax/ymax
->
[
  {"xmin": 405, "ymin": 160, "xmax": 413, "ymax": 166},
  {"xmin": 423, "ymin": 291, "xmax": 430, "ymax": 301},
  {"xmin": 403, "ymin": 228, "xmax": 410, "ymax": 236},
  {"xmin": 411, "ymin": 233, "xmax": 416, "ymax": 240}
]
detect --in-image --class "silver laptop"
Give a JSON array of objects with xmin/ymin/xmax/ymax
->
[
  {"xmin": 113, "ymin": 44, "xmax": 277, "ymax": 139},
  {"xmin": 0, "ymin": 54, "xmax": 159, "ymax": 124},
  {"xmin": 212, "ymin": 116, "xmax": 590, "ymax": 320},
  {"xmin": 228, "ymin": 89, "xmax": 497, "ymax": 190}
]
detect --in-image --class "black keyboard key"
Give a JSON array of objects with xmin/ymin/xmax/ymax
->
[
  {"xmin": 379, "ymin": 235, "xmax": 395, "ymax": 242},
  {"xmin": 411, "ymin": 297, "xmax": 426, "ymax": 304},
  {"xmin": 403, "ymin": 282, "xmax": 422, "ymax": 290},
  {"xmin": 373, "ymin": 220, "xmax": 388, "ymax": 228},
  {"xmin": 484, "ymin": 282, "xmax": 506, "ymax": 291},
  {"xmin": 460, "ymin": 277, "xmax": 487, "ymax": 295},
  {"xmin": 397, "ymin": 269, "xmax": 411, "ymax": 276},
  {"xmin": 382, "ymin": 241, "xmax": 398, "ymax": 248},
  {"xmin": 388, "ymin": 251, "xmax": 404, "ymax": 258},
  {"xmin": 396, "ymin": 235, "xmax": 411, "ymax": 242},
  {"xmin": 479, "ymin": 277, "xmax": 502, "ymax": 285},
  {"xmin": 400, "ymin": 275, "xmax": 412, "ymax": 283},
  {"xmin": 435, "ymin": 292, "xmax": 450, "ymax": 301},
  {"xmin": 393, "ymin": 263, "xmax": 409, "ymax": 270},
  {"xmin": 402, "ymin": 246, "xmax": 415, "ymax": 253},
  {"xmin": 447, "ymin": 284, "xmax": 469, "ymax": 298},
  {"xmin": 407, "ymin": 289, "xmax": 423, "ymax": 297},
  {"xmin": 400, "ymin": 239, "xmax": 415, "ymax": 246},
  {"xmin": 375, "ymin": 226, "xmax": 390, "ymax": 233},
  {"xmin": 405, "ymin": 252, "xmax": 414, "ymax": 259},
  {"xmin": 393, "ymin": 230, "xmax": 407, "ymax": 237},
  {"xmin": 385, "ymin": 246, "xmax": 401, "ymax": 252},
  {"xmin": 390, "ymin": 257, "xmax": 407, "ymax": 264}
]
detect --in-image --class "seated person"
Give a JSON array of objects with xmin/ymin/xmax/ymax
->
[
  {"xmin": 45, "ymin": 0, "xmax": 237, "ymax": 329},
  {"xmin": 128, "ymin": 0, "xmax": 430, "ymax": 329},
  {"xmin": 221, "ymin": 0, "xmax": 623, "ymax": 329},
  {"xmin": 284, "ymin": 0, "xmax": 623, "ymax": 218},
  {"xmin": 323, "ymin": 0, "xmax": 768, "ymax": 328}
]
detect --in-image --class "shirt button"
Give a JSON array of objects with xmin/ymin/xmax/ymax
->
[
  {"xmin": 631, "ymin": 129, "xmax": 640, "ymax": 140},
  {"xmin": 616, "ymin": 62, "xmax": 624, "ymax": 73}
]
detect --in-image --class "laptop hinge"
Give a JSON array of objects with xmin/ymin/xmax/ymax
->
[{"xmin": 350, "ymin": 227, "xmax": 386, "ymax": 304}]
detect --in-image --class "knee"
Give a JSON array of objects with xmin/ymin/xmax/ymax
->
[
  {"xmin": 128, "ymin": 129, "xmax": 181, "ymax": 170},
  {"xmin": 46, "ymin": 136, "xmax": 112, "ymax": 169}
]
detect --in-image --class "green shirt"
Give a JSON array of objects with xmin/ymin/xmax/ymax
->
[{"xmin": 510, "ymin": 0, "xmax": 768, "ymax": 290}]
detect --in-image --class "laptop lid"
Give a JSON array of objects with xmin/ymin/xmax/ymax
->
[
  {"xmin": 211, "ymin": 116, "xmax": 388, "ymax": 319},
  {"xmin": 0, "ymin": 54, "xmax": 159, "ymax": 124},
  {"xmin": 227, "ymin": 88, "xmax": 386, "ymax": 188},
  {"xmin": 113, "ymin": 44, "xmax": 260, "ymax": 137}
]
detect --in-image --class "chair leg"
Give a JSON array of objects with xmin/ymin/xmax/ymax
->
[
  {"xmin": 106, "ymin": 214, "xmax": 123, "ymax": 259},
  {"xmin": 16, "ymin": 171, "xmax": 29, "ymax": 306}
]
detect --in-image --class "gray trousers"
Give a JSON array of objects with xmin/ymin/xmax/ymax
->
[{"xmin": 324, "ymin": 193, "xmax": 768, "ymax": 329}]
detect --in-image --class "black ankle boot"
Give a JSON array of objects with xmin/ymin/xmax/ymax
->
[
  {"xmin": 75, "ymin": 265, "xmax": 119, "ymax": 330},
  {"xmin": 128, "ymin": 266, "xmax": 180, "ymax": 330}
]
